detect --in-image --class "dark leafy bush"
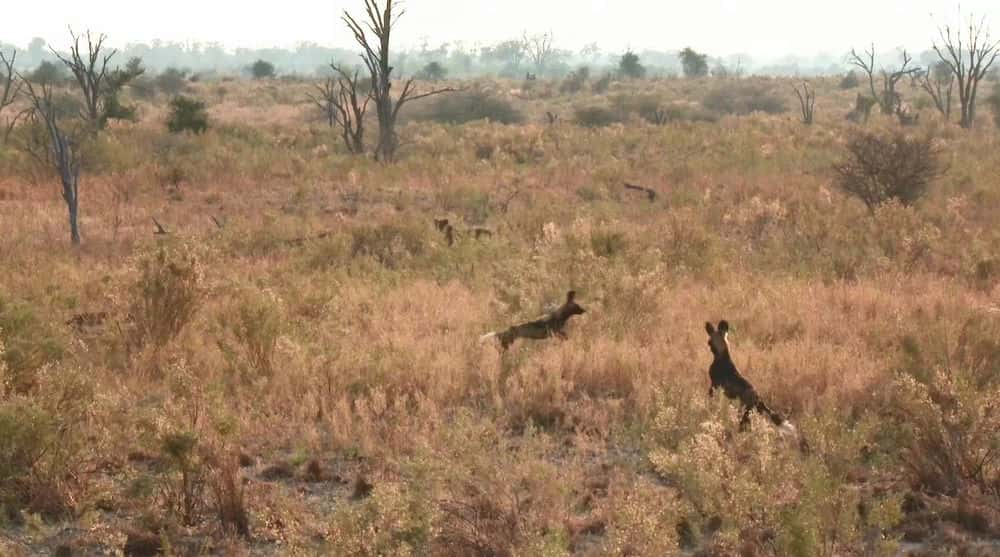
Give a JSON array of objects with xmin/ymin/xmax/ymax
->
[
  {"xmin": 28, "ymin": 61, "xmax": 67, "ymax": 85},
  {"xmin": 833, "ymin": 131, "xmax": 942, "ymax": 213},
  {"xmin": 166, "ymin": 96, "xmax": 209, "ymax": 134},
  {"xmin": 423, "ymin": 91, "xmax": 522, "ymax": 124},
  {"xmin": 702, "ymin": 82, "xmax": 787, "ymax": 115},
  {"xmin": 679, "ymin": 47, "xmax": 709, "ymax": 78},
  {"xmin": 155, "ymin": 68, "xmax": 189, "ymax": 96},
  {"xmin": 839, "ymin": 70, "xmax": 861, "ymax": 89},
  {"xmin": 417, "ymin": 61, "xmax": 447, "ymax": 81},
  {"xmin": 618, "ymin": 51, "xmax": 645, "ymax": 79},
  {"xmin": 250, "ymin": 59, "xmax": 276, "ymax": 80}
]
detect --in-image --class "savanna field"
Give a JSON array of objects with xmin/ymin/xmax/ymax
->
[{"xmin": 1, "ymin": 73, "xmax": 1000, "ymax": 556}]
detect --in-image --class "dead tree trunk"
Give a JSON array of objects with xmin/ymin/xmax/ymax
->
[
  {"xmin": 19, "ymin": 79, "xmax": 83, "ymax": 245},
  {"xmin": 933, "ymin": 14, "xmax": 1000, "ymax": 129},
  {"xmin": 342, "ymin": 0, "xmax": 453, "ymax": 162},
  {"xmin": 793, "ymin": 82, "xmax": 816, "ymax": 125}
]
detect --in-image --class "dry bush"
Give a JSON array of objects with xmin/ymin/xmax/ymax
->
[
  {"xmin": 209, "ymin": 451, "xmax": 250, "ymax": 538},
  {"xmin": 216, "ymin": 287, "xmax": 283, "ymax": 380},
  {"xmin": 350, "ymin": 223, "xmax": 427, "ymax": 269},
  {"xmin": 649, "ymin": 389, "xmax": 902, "ymax": 556},
  {"xmin": 0, "ymin": 367, "xmax": 96, "ymax": 517},
  {"xmin": 574, "ymin": 104, "xmax": 625, "ymax": 127},
  {"xmin": 127, "ymin": 242, "xmax": 207, "ymax": 355},
  {"xmin": 702, "ymin": 82, "xmax": 788, "ymax": 115},
  {"xmin": 421, "ymin": 91, "xmax": 523, "ymax": 125},
  {"xmin": 833, "ymin": 130, "xmax": 943, "ymax": 213},
  {"xmin": 889, "ymin": 314, "xmax": 1000, "ymax": 502}
]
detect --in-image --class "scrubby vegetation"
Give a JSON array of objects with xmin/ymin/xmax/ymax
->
[{"xmin": 0, "ymin": 40, "xmax": 999, "ymax": 556}]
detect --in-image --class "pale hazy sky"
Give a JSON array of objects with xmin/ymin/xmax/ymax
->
[{"xmin": 2, "ymin": 0, "xmax": 997, "ymax": 59}]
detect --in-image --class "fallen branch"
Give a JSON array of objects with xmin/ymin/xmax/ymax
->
[{"xmin": 624, "ymin": 182, "xmax": 657, "ymax": 202}]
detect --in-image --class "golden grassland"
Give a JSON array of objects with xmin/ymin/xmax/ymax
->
[{"xmin": 0, "ymin": 75, "xmax": 999, "ymax": 555}]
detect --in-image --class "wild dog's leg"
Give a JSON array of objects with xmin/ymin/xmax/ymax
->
[
  {"xmin": 554, "ymin": 329, "xmax": 568, "ymax": 340},
  {"xmin": 739, "ymin": 407, "xmax": 753, "ymax": 431}
]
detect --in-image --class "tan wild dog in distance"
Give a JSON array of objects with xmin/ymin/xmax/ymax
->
[
  {"xmin": 480, "ymin": 291, "xmax": 586, "ymax": 351},
  {"xmin": 705, "ymin": 320, "xmax": 797, "ymax": 437}
]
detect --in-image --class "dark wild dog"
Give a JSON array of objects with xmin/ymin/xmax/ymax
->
[
  {"xmin": 705, "ymin": 320, "xmax": 796, "ymax": 436},
  {"xmin": 481, "ymin": 291, "xmax": 586, "ymax": 351}
]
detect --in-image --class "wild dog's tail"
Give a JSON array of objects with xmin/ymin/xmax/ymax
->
[
  {"xmin": 479, "ymin": 331, "xmax": 498, "ymax": 344},
  {"xmin": 754, "ymin": 399, "xmax": 787, "ymax": 428}
]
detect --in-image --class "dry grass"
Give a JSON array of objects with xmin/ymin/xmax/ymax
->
[{"xmin": 0, "ymin": 74, "xmax": 999, "ymax": 555}]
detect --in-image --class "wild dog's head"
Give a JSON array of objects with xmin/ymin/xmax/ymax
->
[
  {"xmin": 562, "ymin": 290, "xmax": 587, "ymax": 317},
  {"xmin": 705, "ymin": 320, "xmax": 730, "ymax": 357}
]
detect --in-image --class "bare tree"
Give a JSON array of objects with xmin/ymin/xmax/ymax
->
[
  {"xmin": 306, "ymin": 64, "xmax": 370, "ymax": 154},
  {"xmin": 933, "ymin": 13, "xmax": 1000, "ymax": 129},
  {"xmin": 1, "ymin": 49, "xmax": 24, "ymax": 141},
  {"xmin": 52, "ymin": 29, "xmax": 114, "ymax": 128},
  {"xmin": 522, "ymin": 32, "xmax": 557, "ymax": 74},
  {"xmin": 17, "ymin": 78, "xmax": 84, "ymax": 245},
  {"xmin": 918, "ymin": 61, "xmax": 954, "ymax": 120},
  {"xmin": 848, "ymin": 44, "xmax": 879, "ymax": 102},
  {"xmin": 793, "ymin": 82, "xmax": 816, "ymax": 125},
  {"xmin": 848, "ymin": 46, "xmax": 921, "ymax": 114},
  {"xmin": 342, "ymin": 0, "xmax": 454, "ymax": 162}
]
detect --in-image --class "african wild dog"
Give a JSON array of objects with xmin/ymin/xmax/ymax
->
[
  {"xmin": 480, "ymin": 291, "xmax": 586, "ymax": 351},
  {"xmin": 705, "ymin": 320, "xmax": 796, "ymax": 435}
]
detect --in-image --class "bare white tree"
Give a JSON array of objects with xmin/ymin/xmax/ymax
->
[
  {"xmin": 17, "ymin": 78, "xmax": 84, "ymax": 245},
  {"xmin": 933, "ymin": 13, "xmax": 999, "ymax": 128},
  {"xmin": 342, "ymin": 0, "xmax": 454, "ymax": 162}
]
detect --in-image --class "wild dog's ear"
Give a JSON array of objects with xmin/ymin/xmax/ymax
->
[
  {"xmin": 705, "ymin": 322, "xmax": 715, "ymax": 335},
  {"xmin": 566, "ymin": 290, "xmax": 576, "ymax": 303},
  {"xmin": 718, "ymin": 320, "xmax": 730, "ymax": 334}
]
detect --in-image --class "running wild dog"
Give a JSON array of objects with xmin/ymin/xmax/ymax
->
[
  {"xmin": 480, "ymin": 291, "xmax": 586, "ymax": 351},
  {"xmin": 705, "ymin": 320, "xmax": 796, "ymax": 436}
]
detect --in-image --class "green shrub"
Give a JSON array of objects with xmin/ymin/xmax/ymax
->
[
  {"xmin": 422, "ymin": 91, "xmax": 522, "ymax": 124},
  {"xmin": 574, "ymin": 104, "xmax": 624, "ymax": 127},
  {"xmin": 702, "ymin": 82, "xmax": 787, "ymax": 115},
  {"xmin": 166, "ymin": 96, "xmax": 209, "ymax": 134},
  {"xmin": 0, "ymin": 297, "xmax": 64, "ymax": 395}
]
